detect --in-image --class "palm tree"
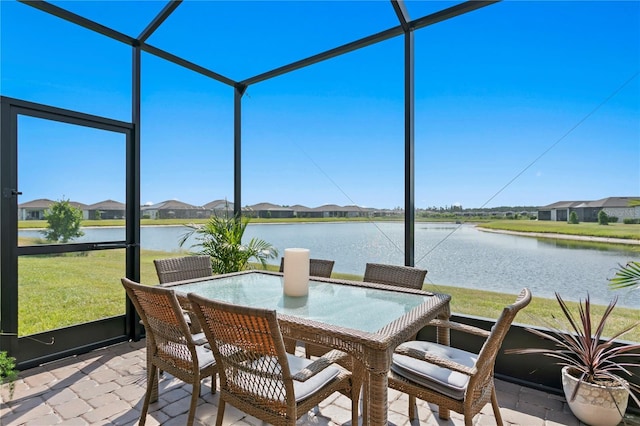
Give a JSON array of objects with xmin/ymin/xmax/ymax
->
[
  {"xmin": 609, "ymin": 261, "xmax": 640, "ymax": 292},
  {"xmin": 179, "ymin": 211, "xmax": 278, "ymax": 274}
]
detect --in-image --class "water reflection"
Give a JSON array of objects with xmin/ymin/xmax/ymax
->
[{"xmin": 537, "ymin": 238, "xmax": 628, "ymax": 252}]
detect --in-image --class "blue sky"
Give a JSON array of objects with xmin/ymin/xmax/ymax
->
[{"xmin": 1, "ymin": 1, "xmax": 638, "ymax": 209}]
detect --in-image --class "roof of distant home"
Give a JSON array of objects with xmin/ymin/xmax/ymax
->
[{"xmin": 540, "ymin": 196, "xmax": 639, "ymax": 209}]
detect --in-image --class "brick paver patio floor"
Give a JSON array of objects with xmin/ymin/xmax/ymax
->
[{"xmin": 1, "ymin": 340, "xmax": 639, "ymax": 425}]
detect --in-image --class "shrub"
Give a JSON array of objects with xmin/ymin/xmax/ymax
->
[
  {"xmin": 608, "ymin": 216, "xmax": 618, "ymax": 223},
  {"xmin": 41, "ymin": 198, "xmax": 84, "ymax": 243},
  {"xmin": 598, "ymin": 210, "xmax": 609, "ymax": 225},
  {"xmin": 0, "ymin": 351, "xmax": 18, "ymax": 400},
  {"xmin": 568, "ymin": 211, "xmax": 579, "ymax": 224},
  {"xmin": 623, "ymin": 218, "xmax": 640, "ymax": 224}
]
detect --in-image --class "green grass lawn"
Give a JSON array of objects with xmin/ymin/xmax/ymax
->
[
  {"xmin": 16, "ymin": 248, "xmax": 640, "ymax": 341},
  {"xmin": 477, "ymin": 220, "xmax": 640, "ymax": 241}
]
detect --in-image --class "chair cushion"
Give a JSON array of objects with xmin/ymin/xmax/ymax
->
[
  {"xmin": 195, "ymin": 344, "xmax": 216, "ymax": 369},
  {"xmin": 191, "ymin": 332, "xmax": 208, "ymax": 346},
  {"xmin": 391, "ymin": 341, "xmax": 477, "ymax": 400},
  {"xmin": 287, "ymin": 354, "xmax": 340, "ymax": 402}
]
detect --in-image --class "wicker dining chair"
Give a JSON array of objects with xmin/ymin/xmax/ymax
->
[
  {"xmin": 154, "ymin": 255, "xmax": 213, "ymax": 334},
  {"xmin": 279, "ymin": 257, "xmax": 335, "ymax": 355},
  {"xmin": 363, "ymin": 262, "xmax": 427, "ymax": 290},
  {"xmin": 278, "ymin": 257, "xmax": 335, "ymax": 278},
  {"xmin": 121, "ymin": 278, "xmax": 217, "ymax": 426},
  {"xmin": 388, "ymin": 288, "xmax": 532, "ymax": 426},
  {"xmin": 363, "ymin": 262, "xmax": 428, "ymax": 345},
  {"xmin": 187, "ymin": 293, "xmax": 359, "ymax": 426},
  {"xmin": 154, "ymin": 255, "xmax": 213, "ymax": 284}
]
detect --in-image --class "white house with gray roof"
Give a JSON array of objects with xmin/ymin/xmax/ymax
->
[
  {"xmin": 87, "ymin": 200, "xmax": 125, "ymax": 219},
  {"xmin": 141, "ymin": 200, "xmax": 206, "ymax": 220},
  {"xmin": 538, "ymin": 196, "xmax": 639, "ymax": 222}
]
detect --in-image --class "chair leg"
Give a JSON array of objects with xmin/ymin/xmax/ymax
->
[
  {"xmin": 211, "ymin": 372, "xmax": 217, "ymax": 394},
  {"xmin": 491, "ymin": 388, "xmax": 504, "ymax": 426},
  {"xmin": 140, "ymin": 364, "xmax": 156, "ymax": 426},
  {"xmin": 186, "ymin": 380, "xmax": 200, "ymax": 426},
  {"xmin": 408, "ymin": 395, "xmax": 417, "ymax": 421},
  {"xmin": 215, "ymin": 400, "xmax": 226, "ymax": 426}
]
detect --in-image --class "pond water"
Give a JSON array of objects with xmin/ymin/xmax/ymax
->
[{"xmin": 19, "ymin": 222, "xmax": 640, "ymax": 308}]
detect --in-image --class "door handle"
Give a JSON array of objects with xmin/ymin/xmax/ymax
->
[{"xmin": 2, "ymin": 188, "xmax": 22, "ymax": 198}]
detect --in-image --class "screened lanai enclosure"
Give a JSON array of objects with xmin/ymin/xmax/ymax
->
[{"xmin": 1, "ymin": 0, "xmax": 638, "ymax": 410}]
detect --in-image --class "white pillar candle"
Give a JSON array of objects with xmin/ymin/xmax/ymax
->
[{"xmin": 283, "ymin": 248, "xmax": 310, "ymax": 297}]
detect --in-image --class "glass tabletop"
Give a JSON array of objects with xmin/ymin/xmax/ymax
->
[{"xmin": 173, "ymin": 272, "xmax": 433, "ymax": 333}]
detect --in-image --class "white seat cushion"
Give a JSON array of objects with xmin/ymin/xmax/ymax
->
[
  {"xmin": 391, "ymin": 341, "xmax": 477, "ymax": 400},
  {"xmin": 287, "ymin": 354, "xmax": 340, "ymax": 402},
  {"xmin": 191, "ymin": 332, "xmax": 207, "ymax": 346},
  {"xmin": 235, "ymin": 353, "xmax": 340, "ymax": 402},
  {"xmin": 195, "ymin": 344, "xmax": 216, "ymax": 369}
]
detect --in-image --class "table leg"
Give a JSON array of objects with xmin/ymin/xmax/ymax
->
[{"xmin": 364, "ymin": 368, "xmax": 388, "ymax": 426}]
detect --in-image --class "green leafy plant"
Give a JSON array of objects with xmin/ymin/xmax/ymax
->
[
  {"xmin": 179, "ymin": 211, "xmax": 278, "ymax": 274},
  {"xmin": 598, "ymin": 210, "xmax": 609, "ymax": 225},
  {"xmin": 609, "ymin": 261, "xmax": 640, "ymax": 291},
  {"xmin": 0, "ymin": 351, "xmax": 18, "ymax": 400},
  {"xmin": 507, "ymin": 293, "xmax": 640, "ymax": 405},
  {"xmin": 41, "ymin": 198, "xmax": 84, "ymax": 243},
  {"xmin": 569, "ymin": 211, "xmax": 579, "ymax": 224}
]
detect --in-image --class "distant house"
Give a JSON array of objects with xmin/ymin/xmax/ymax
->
[
  {"xmin": 372, "ymin": 208, "xmax": 401, "ymax": 217},
  {"xmin": 311, "ymin": 204, "xmax": 370, "ymax": 218},
  {"xmin": 87, "ymin": 199, "xmax": 125, "ymax": 220},
  {"xmin": 244, "ymin": 202, "xmax": 294, "ymax": 219},
  {"xmin": 18, "ymin": 198, "xmax": 54, "ymax": 220},
  {"xmin": 538, "ymin": 197, "xmax": 640, "ymax": 222},
  {"xmin": 18, "ymin": 199, "xmax": 88, "ymax": 220},
  {"xmin": 596, "ymin": 197, "xmax": 640, "ymax": 221},
  {"xmin": 290, "ymin": 204, "xmax": 321, "ymax": 218},
  {"xmin": 202, "ymin": 199, "xmax": 234, "ymax": 217},
  {"xmin": 141, "ymin": 200, "xmax": 206, "ymax": 219},
  {"xmin": 344, "ymin": 205, "xmax": 374, "ymax": 218}
]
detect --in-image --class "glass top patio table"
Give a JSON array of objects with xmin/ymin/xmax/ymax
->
[
  {"xmin": 165, "ymin": 270, "xmax": 451, "ymax": 426},
  {"xmin": 172, "ymin": 270, "xmax": 433, "ymax": 334}
]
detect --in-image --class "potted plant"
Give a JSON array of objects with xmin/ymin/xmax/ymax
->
[
  {"xmin": 0, "ymin": 350, "xmax": 18, "ymax": 401},
  {"xmin": 508, "ymin": 293, "xmax": 640, "ymax": 426}
]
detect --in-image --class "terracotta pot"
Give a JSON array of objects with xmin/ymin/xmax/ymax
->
[{"xmin": 562, "ymin": 366, "xmax": 629, "ymax": 426}]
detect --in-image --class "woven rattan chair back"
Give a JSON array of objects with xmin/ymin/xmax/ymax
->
[
  {"xmin": 187, "ymin": 293, "xmax": 356, "ymax": 426},
  {"xmin": 389, "ymin": 288, "xmax": 531, "ymax": 426},
  {"xmin": 278, "ymin": 257, "xmax": 335, "ymax": 278},
  {"xmin": 154, "ymin": 255, "xmax": 212, "ymax": 284},
  {"xmin": 121, "ymin": 278, "xmax": 216, "ymax": 426},
  {"xmin": 363, "ymin": 263, "xmax": 427, "ymax": 290},
  {"xmin": 469, "ymin": 288, "xmax": 532, "ymax": 399}
]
